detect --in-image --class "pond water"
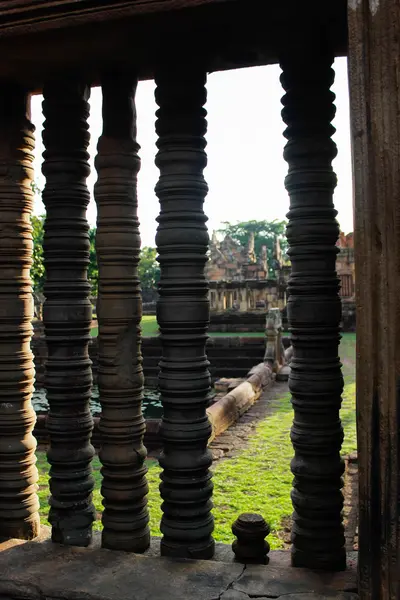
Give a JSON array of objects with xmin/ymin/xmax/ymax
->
[{"xmin": 32, "ymin": 386, "xmax": 163, "ymax": 419}]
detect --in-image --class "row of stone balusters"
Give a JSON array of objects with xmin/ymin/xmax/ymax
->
[{"xmin": 0, "ymin": 51, "xmax": 345, "ymax": 570}]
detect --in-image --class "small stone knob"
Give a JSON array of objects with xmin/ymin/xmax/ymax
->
[{"xmin": 232, "ymin": 513, "xmax": 270, "ymax": 564}]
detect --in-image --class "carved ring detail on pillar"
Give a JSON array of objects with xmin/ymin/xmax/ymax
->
[{"xmin": 154, "ymin": 67, "xmax": 214, "ymax": 559}]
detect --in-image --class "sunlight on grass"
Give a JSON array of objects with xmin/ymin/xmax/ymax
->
[
  {"xmin": 92, "ymin": 315, "xmax": 268, "ymax": 338},
  {"xmin": 213, "ymin": 391, "xmax": 293, "ymax": 547},
  {"xmin": 91, "ymin": 316, "xmax": 159, "ymax": 338},
  {"xmin": 141, "ymin": 315, "xmax": 160, "ymax": 337},
  {"xmin": 35, "ymin": 334, "xmax": 356, "ymax": 547}
]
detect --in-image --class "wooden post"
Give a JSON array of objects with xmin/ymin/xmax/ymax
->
[
  {"xmin": 154, "ymin": 67, "xmax": 214, "ymax": 559},
  {"xmin": 280, "ymin": 40, "xmax": 346, "ymax": 571},
  {"xmin": 348, "ymin": 2, "xmax": 400, "ymax": 597},
  {"xmin": 94, "ymin": 74, "xmax": 150, "ymax": 552},
  {"xmin": 0, "ymin": 84, "xmax": 40, "ymax": 540},
  {"xmin": 42, "ymin": 80, "xmax": 95, "ymax": 546}
]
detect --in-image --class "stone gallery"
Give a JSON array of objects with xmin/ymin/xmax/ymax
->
[
  {"xmin": 206, "ymin": 228, "xmax": 355, "ymax": 332},
  {"xmin": 206, "ymin": 232, "xmax": 290, "ymax": 312}
]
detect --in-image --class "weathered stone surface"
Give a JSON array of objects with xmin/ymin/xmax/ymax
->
[
  {"xmin": 211, "ymin": 448, "xmax": 225, "ymax": 460},
  {"xmin": 220, "ymin": 591, "xmax": 249, "ymax": 600},
  {"xmin": 42, "ymin": 80, "xmax": 95, "ymax": 546},
  {"xmin": 207, "ymin": 363, "xmax": 272, "ymax": 444},
  {"xmin": 247, "ymin": 363, "xmax": 273, "ymax": 390},
  {"xmin": 222, "ymin": 594, "xmax": 358, "ymax": 600},
  {"xmin": 233, "ymin": 562, "xmax": 357, "ymax": 597},
  {"xmin": 0, "ymin": 83, "xmax": 40, "ymax": 541},
  {"xmin": 207, "ymin": 383, "xmax": 257, "ymax": 443},
  {"xmin": 276, "ymin": 365, "xmax": 290, "ymax": 382},
  {"xmin": 0, "ymin": 535, "xmax": 243, "ymax": 600},
  {"xmin": 0, "ymin": 533, "xmax": 358, "ymax": 600},
  {"xmin": 281, "ymin": 34, "xmax": 346, "ymax": 571},
  {"xmin": 271, "ymin": 595, "xmax": 358, "ymax": 600},
  {"xmin": 214, "ymin": 378, "xmax": 245, "ymax": 393},
  {"xmin": 154, "ymin": 67, "xmax": 214, "ymax": 559},
  {"xmin": 232, "ymin": 513, "xmax": 270, "ymax": 565},
  {"xmin": 94, "ymin": 75, "xmax": 150, "ymax": 552}
]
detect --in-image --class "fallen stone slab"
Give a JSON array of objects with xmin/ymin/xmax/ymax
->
[
  {"xmin": 207, "ymin": 381, "xmax": 259, "ymax": 442},
  {"xmin": 214, "ymin": 378, "xmax": 245, "ymax": 393},
  {"xmin": 207, "ymin": 363, "xmax": 273, "ymax": 443},
  {"xmin": 276, "ymin": 364, "xmax": 290, "ymax": 382}
]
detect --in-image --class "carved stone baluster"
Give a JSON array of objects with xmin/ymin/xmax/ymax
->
[
  {"xmin": 94, "ymin": 74, "xmax": 150, "ymax": 552},
  {"xmin": 0, "ymin": 84, "xmax": 40, "ymax": 540},
  {"xmin": 280, "ymin": 48, "xmax": 346, "ymax": 570},
  {"xmin": 154, "ymin": 68, "xmax": 214, "ymax": 559},
  {"xmin": 232, "ymin": 513, "xmax": 270, "ymax": 565},
  {"xmin": 42, "ymin": 81, "xmax": 95, "ymax": 546}
]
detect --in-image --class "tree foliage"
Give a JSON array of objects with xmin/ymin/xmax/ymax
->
[
  {"xmin": 138, "ymin": 246, "xmax": 160, "ymax": 293},
  {"xmin": 30, "ymin": 216, "xmax": 160, "ymax": 299},
  {"xmin": 31, "ymin": 215, "xmax": 46, "ymax": 294},
  {"xmin": 217, "ymin": 219, "xmax": 288, "ymax": 266},
  {"xmin": 30, "ymin": 215, "xmax": 99, "ymax": 296},
  {"xmin": 88, "ymin": 228, "xmax": 98, "ymax": 297}
]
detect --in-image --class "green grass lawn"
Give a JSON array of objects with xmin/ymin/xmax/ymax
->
[
  {"xmin": 90, "ymin": 316, "xmax": 159, "ymax": 339},
  {"xmin": 91, "ymin": 315, "xmax": 266, "ymax": 338},
  {"xmin": 35, "ymin": 333, "xmax": 356, "ymax": 548}
]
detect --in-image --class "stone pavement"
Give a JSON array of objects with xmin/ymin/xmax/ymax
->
[{"xmin": 0, "ymin": 529, "xmax": 358, "ymax": 600}]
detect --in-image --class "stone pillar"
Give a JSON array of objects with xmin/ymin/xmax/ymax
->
[
  {"xmin": 280, "ymin": 40, "xmax": 345, "ymax": 570},
  {"xmin": 42, "ymin": 81, "xmax": 95, "ymax": 546},
  {"xmin": 155, "ymin": 66, "xmax": 214, "ymax": 559},
  {"xmin": 239, "ymin": 288, "xmax": 247, "ymax": 312},
  {"xmin": 226, "ymin": 291, "xmax": 231, "ymax": 309},
  {"xmin": 229, "ymin": 291, "xmax": 234, "ymax": 309},
  {"xmin": 94, "ymin": 74, "xmax": 149, "ymax": 552},
  {"xmin": 250, "ymin": 289, "xmax": 255, "ymax": 310},
  {"xmin": 0, "ymin": 84, "xmax": 40, "ymax": 540},
  {"xmin": 348, "ymin": 2, "xmax": 400, "ymax": 597}
]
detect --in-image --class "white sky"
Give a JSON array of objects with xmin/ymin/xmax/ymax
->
[{"xmin": 31, "ymin": 57, "xmax": 353, "ymax": 247}]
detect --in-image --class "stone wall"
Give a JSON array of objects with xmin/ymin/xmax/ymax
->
[
  {"xmin": 341, "ymin": 300, "xmax": 356, "ymax": 332},
  {"xmin": 208, "ymin": 311, "xmax": 266, "ymax": 333},
  {"xmin": 32, "ymin": 335, "xmax": 266, "ymax": 389},
  {"xmin": 141, "ymin": 336, "xmax": 266, "ymax": 386}
]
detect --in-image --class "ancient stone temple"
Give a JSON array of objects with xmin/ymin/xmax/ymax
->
[
  {"xmin": 0, "ymin": 1, "xmax": 398, "ymax": 599},
  {"xmin": 206, "ymin": 232, "xmax": 290, "ymax": 311},
  {"xmin": 336, "ymin": 231, "xmax": 356, "ymax": 330},
  {"xmin": 337, "ymin": 231, "xmax": 355, "ymax": 299}
]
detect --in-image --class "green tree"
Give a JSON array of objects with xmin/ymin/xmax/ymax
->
[
  {"xmin": 139, "ymin": 247, "xmax": 160, "ymax": 293},
  {"xmin": 31, "ymin": 214, "xmax": 45, "ymax": 294},
  {"xmin": 217, "ymin": 219, "xmax": 289, "ymax": 270},
  {"xmin": 30, "ymin": 215, "xmax": 99, "ymax": 296},
  {"xmin": 88, "ymin": 227, "xmax": 98, "ymax": 297}
]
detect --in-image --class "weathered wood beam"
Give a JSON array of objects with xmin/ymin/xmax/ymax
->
[
  {"xmin": 154, "ymin": 66, "xmax": 214, "ymax": 559},
  {"xmin": 0, "ymin": 83, "xmax": 40, "ymax": 540},
  {"xmin": 94, "ymin": 74, "xmax": 150, "ymax": 552},
  {"xmin": 280, "ymin": 39, "xmax": 346, "ymax": 570},
  {"xmin": 348, "ymin": 1, "xmax": 400, "ymax": 598},
  {"xmin": 42, "ymin": 80, "xmax": 95, "ymax": 546}
]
